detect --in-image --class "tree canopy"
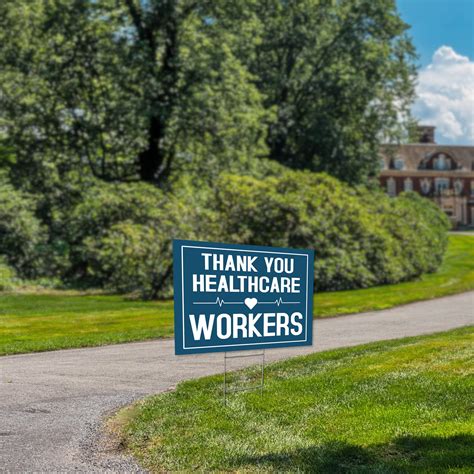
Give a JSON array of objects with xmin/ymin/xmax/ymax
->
[
  {"xmin": 247, "ymin": 0, "xmax": 416, "ymax": 182},
  {"xmin": 0, "ymin": 0, "xmax": 416, "ymax": 189}
]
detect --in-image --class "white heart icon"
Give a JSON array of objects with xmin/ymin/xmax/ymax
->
[{"xmin": 244, "ymin": 297, "xmax": 258, "ymax": 310}]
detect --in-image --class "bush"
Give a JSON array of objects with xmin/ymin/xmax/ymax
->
[
  {"xmin": 59, "ymin": 170, "xmax": 449, "ymax": 298},
  {"xmin": 211, "ymin": 171, "xmax": 449, "ymax": 291},
  {"xmin": 0, "ymin": 257, "xmax": 18, "ymax": 291},
  {"xmin": 357, "ymin": 189, "xmax": 450, "ymax": 282},
  {"xmin": 89, "ymin": 223, "xmax": 173, "ymax": 299},
  {"xmin": 64, "ymin": 182, "xmax": 167, "ymax": 284},
  {"xmin": 0, "ymin": 177, "xmax": 45, "ymax": 278},
  {"xmin": 66, "ymin": 181, "xmax": 215, "ymax": 298}
]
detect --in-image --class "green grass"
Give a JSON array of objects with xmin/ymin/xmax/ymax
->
[
  {"xmin": 118, "ymin": 327, "xmax": 474, "ymax": 473},
  {"xmin": 1, "ymin": 235, "xmax": 473, "ymax": 356}
]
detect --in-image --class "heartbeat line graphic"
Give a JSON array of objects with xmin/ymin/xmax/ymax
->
[
  {"xmin": 193, "ymin": 297, "xmax": 300, "ymax": 306},
  {"xmin": 194, "ymin": 297, "xmax": 242, "ymax": 307},
  {"xmin": 259, "ymin": 298, "xmax": 299, "ymax": 306}
]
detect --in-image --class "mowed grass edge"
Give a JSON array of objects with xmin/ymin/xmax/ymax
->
[
  {"xmin": 116, "ymin": 327, "xmax": 474, "ymax": 472},
  {"xmin": 1, "ymin": 235, "xmax": 473, "ymax": 356}
]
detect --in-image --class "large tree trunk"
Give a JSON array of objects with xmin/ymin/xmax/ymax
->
[
  {"xmin": 126, "ymin": 0, "xmax": 180, "ymax": 185},
  {"xmin": 138, "ymin": 116, "xmax": 165, "ymax": 182}
]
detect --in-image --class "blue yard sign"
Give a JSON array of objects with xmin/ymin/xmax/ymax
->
[{"xmin": 173, "ymin": 240, "xmax": 314, "ymax": 355}]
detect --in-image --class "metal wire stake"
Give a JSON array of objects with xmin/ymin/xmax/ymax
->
[
  {"xmin": 223, "ymin": 351, "xmax": 265, "ymax": 405},
  {"xmin": 224, "ymin": 352, "xmax": 227, "ymax": 406}
]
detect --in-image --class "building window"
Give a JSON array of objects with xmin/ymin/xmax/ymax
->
[
  {"xmin": 394, "ymin": 158, "xmax": 405, "ymax": 170},
  {"xmin": 380, "ymin": 158, "xmax": 386, "ymax": 170},
  {"xmin": 471, "ymin": 181, "xmax": 474, "ymax": 196},
  {"xmin": 435, "ymin": 178, "xmax": 450, "ymax": 194},
  {"xmin": 433, "ymin": 153, "xmax": 453, "ymax": 171},
  {"xmin": 421, "ymin": 178, "xmax": 431, "ymax": 195},
  {"xmin": 387, "ymin": 178, "xmax": 396, "ymax": 197},
  {"xmin": 454, "ymin": 179, "xmax": 463, "ymax": 196},
  {"xmin": 434, "ymin": 154, "xmax": 447, "ymax": 170},
  {"xmin": 404, "ymin": 178, "xmax": 413, "ymax": 192}
]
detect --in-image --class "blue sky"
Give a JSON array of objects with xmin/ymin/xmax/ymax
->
[
  {"xmin": 396, "ymin": 0, "xmax": 474, "ymax": 144},
  {"xmin": 397, "ymin": 0, "xmax": 474, "ymax": 67}
]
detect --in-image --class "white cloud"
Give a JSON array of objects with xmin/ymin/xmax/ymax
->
[{"xmin": 413, "ymin": 46, "xmax": 474, "ymax": 144}]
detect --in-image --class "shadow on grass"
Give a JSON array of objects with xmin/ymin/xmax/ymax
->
[{"xmin": 232, "ymin": 434, "xmax": 474, "ymax": 472}]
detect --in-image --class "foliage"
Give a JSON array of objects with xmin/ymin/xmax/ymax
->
[
  {"xmin": 119, "ymin": 328, "xmax": 474, "ymax": 472},
  {"xmin": 65, "ymin": 181, "xmax": 215, "ymax": 297},
  {"xmin": 1, "ymin": 235, "xmax": 472, "ymax": 356},
  {"xmin": 61, "ymin": 170, "xmax": 449, "ymax": 295},
  {"xmin": 357, "ymin": 189, "xmax": 450, "ymax": 280},
  {"xmin": 0, "ymin": 0, "xmax": 439, "ymax": 299},
  {"xmin": 0, "ymin": 257, "xmax": 17, "ymax": 291},
  {"xmin": 212, "ymin": 171, "xmax": 449, "ymax": 291},
  {"xmin": 90, "ymin": 223, "xmax": 172, "ymax": 299},
  {"xmin": 0, "ymin": 160, "xmax": 451, "ymax": 298},
  {"xmin": 0, "ymin": 0, "xmax": 415, "ymax": 189},
  {"xmin": 228, "ymin": 0, "xmax": 417, "ymax": 182},
  {"xmin": 0, "ymin": 176, "xmax": 45, "ymax": 278},
  {"xmin": 0, "ymin": 0, "xmax": 269, "ymax": 190}
]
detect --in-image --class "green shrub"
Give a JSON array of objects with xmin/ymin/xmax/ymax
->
[
  {"xmin": 396, "ymin": 191, "xmax": 450, "ymax": 272},
  {"xmin": 357, "ymin": 189, "xmax": 450, "ymax": 282},
  {"xmin": 0, "ymin": 257, "xmax": 18, "ymax": 291},
  {"xmin": 88, "ymin": 222, "xmax": 173, "ymax": 299},
  {"xmin": 62, "ymin": 170, "xmax": 449, "ymax": 297},
  {"xmin": 64, "ymin": 182, "xmax": 167, "ymax": 284},
  {"xmin": 67, "ymin": 181, "xmax": 215, "ymax": 297},
  {"xmin": 0, "ymin": 177, "xmax": 45, "ymax": 278},
  {"xmin": 211, "ymin": 171, "xmax": 449, "ymax": 291}
]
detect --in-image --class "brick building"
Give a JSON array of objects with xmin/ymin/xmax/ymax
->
[{"xmin": 380, "ymin": 126, "xmax": 474, "ymax": 227}]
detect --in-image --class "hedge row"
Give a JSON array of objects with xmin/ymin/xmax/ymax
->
[
  {"xmin": 0, "ymin": 170, "xmax": 450, "ymax": 298},
  {"xmin": 213, "ymin": 172, "xmax": 450, "ymax": 291}
]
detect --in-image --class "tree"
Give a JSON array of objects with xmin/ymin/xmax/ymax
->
[
  {"xmin": 0, "ymin": 0, "xmax": 416, "ymax": 192},
  {"xmin": 244, "ymin": 0, "xmax": 416, "ymax": 183},
  {"xmin": 0, "ymin": 0, "xmax": 268, "ymax": 190}
]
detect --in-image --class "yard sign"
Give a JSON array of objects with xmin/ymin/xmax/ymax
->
[{"xmin": 173, "ymin": 240, "xmax": 314, "ymax": 355}]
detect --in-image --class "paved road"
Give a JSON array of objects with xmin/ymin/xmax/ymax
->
[{"xmin": 1, "ymin": 291, "xmax": 473, "ymax": 472}]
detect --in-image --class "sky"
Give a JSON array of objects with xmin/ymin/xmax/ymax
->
[{"xmin": 396, "ymin": 0, "xmax": 474, "ymax": 144}]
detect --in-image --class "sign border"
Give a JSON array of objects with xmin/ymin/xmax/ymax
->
[{"xmin": 173, "ymin": 239, "xmax": 314, "ymax": 355}]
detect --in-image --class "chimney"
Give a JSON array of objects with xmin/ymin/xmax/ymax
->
[{"xmin": 416, "ymin": 125, "xmax": 436, "ymax": 144}]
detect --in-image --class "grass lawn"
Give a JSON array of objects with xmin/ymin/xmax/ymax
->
[
  {"xmin": 117, "ymin": 327, "xmax": 474, "ymax": 472},
  {"xmin": 1, "ymin": 235, "xmax": 473, "ymax": 356}
]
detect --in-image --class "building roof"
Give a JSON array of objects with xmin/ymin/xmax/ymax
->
[{"xmin": 381, "ymin": 143, "xmax": 474, "ymax": 172}]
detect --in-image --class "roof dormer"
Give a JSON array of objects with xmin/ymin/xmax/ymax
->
[{"xmin": 418, "ymin": 152, "xmax": 460, "ymax": 171}]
